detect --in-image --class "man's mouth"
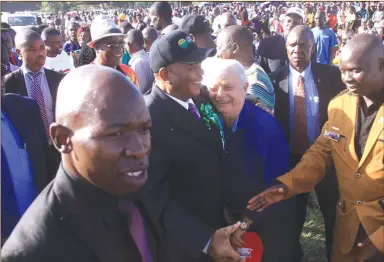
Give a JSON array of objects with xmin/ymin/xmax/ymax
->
[{"xmin": 123, "ymin": 171, "xmax": 143, "ymax": 177}]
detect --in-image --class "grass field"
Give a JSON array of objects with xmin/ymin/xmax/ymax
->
[
  {"xmin": 301, "ymin": 207, "xmax": 327, "ymax": 262},
  {"xmin": 301, "ymin": 192, "xmax": 328, "ymax": 262}
]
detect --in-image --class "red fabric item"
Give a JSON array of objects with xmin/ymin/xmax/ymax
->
[{"xmin": 237, "ymin": 232, "xmax": 263, "ymax": 262}]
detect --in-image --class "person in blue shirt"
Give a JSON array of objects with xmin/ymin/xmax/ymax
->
[
  {"xmin": 202, "ymin": 57, "xmax": 296, "ymax": 261},
  {"xmin": 312, "ymin": 11, "xmax": 338, "ymax": 65},
  {"xmin": 357, "ymin": 2, "xmax": 370, "ymax": 21}
]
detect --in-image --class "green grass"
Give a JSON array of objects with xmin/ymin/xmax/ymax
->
[{"xmin": 300, "ymin": 194, "xmax": 328, "ymax": 262}]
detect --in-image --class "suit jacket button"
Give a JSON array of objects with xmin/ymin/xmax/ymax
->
[
  {"xmin": 355, "ymin": 173, "xmax": 361, "ymax": 178},
  {"xmin": 356, "ymin": 200, "xmax": 362, "ymax": 205}
]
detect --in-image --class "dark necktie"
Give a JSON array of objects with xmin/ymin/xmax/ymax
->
[
  {"xmin": 188, "ymin": 103, "xmax": 201, "ymax": 120},
  {"xmin": 28, "ymin": 72, "xmax": 50, "ymax": 139},
  {"xmin": 293, "ymin": 75, "xmax": 309, "ymax": 155},
  {"xmin": 118, "ymin": 199, "xmax": 153, "ymax": 262},
  {"xmin": 1, "ymin": 147, "xmax": 19, "ymax": 239}
]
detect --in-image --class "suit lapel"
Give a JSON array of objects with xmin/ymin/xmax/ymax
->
[
  {"xmin": 312, "ymin": 63, "xmax": 327, "ymax": 123},
  {"xmin": 345, "ymin": 94, "xmax": 360, "ymax": 163},
  {"xmin": 54, "ymin": 168, "xmax": 127, "ymax": 262},
  {"xmin": 152, "ymin": 86, "xmax": 222, "ymax": 153},
  {"xmin": 359, "ymin": 104, "xmax": 384, "ymax": 167},
  {"xmin": 15, "ymin": 69, "xmax": 28, "ymax": 96},
  {"xmin": 44, "ymin": 69, "xmax": 57, "ymax": 105}
]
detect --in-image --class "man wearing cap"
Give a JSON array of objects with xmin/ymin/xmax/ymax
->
[
  {"xmin": 118, "ymin": 13, "xmax": 126, "ymax": 25},
  {"xmin": 258, "ymin": 7, "xmax": 304, "ymax": 74},
  {"xmin": 145, "ymin": 30, "xmax": 243, "ymax": 262},
  {"xmin": 179, "ymin": 14, "xmax": 216, "ymax": 49},
  {"xmin": 88, "ymin": 16, "xmax": 139, "ymax": 88}
]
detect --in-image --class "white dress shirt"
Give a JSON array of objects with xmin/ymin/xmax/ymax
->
[
  {"xmin": 165, "ymin": 94, "xmax": 200, "ymax": 117},
  {"xmin": 21, "ymin": 66, "xmax": 55, "ymax": 129},
  {"xmin": 128, "ymin": 49, "xmax": 154, "ymax": 93}
]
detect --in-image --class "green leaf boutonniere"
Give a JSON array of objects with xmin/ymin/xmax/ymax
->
[{"xmin": 199, "ymin": 103, "xmax": 226, "ymax": 150}]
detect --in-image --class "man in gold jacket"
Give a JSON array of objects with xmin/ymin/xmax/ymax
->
[{"xmin": 247, "ymin": 33, "xmax": 384, "ymax": 262}]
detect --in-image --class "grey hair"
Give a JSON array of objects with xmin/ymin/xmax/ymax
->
[{"xmin": 201, "ymin": 57, "xmax": 246, "ymax": 88}]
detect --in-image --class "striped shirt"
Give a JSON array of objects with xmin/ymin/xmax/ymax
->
[{"xmin": 245, "ymin": 63, "xmax": 275, "ymax": 113}]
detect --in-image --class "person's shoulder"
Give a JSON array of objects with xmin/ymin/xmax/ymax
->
[
  {"xmin": 5, "ymin": 68, "xmax": 23, "ymax": 82},
  {"xmin": 329, "ymin": 89, "xmax": 349, "ymax": 106},
  {"xmin": 312, "ymin": 62, "xmax": 340, "ymax": 76},
  {"xmin": 3, "ymin": 93, "xmax": 38, "ymax": 109},
  {"xmin": 1, "ymin": 182, "xmax": 62, "ymax": 261},
  {"xmin": 44, "ymin": 68, "xmax": 65, "ymax": 79},
  {"xmin": 268, "ymin": 64, "xmax": 288, "ymax": 82},
  {"xmin": 243, "ymin": 101, "xmax": 282, "ymax": 132}
]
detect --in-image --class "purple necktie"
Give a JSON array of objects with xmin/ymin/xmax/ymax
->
[
  {"xmin": 188, "ymin": 103, "xmax": 200, "ymax": 120},
  {"xmin": 28, "ymin": 72, "xmax": 50, "ymax": 139},
  {"xmin": 118, "ymin": 199, "xmax": 153, "ymax": 262}
]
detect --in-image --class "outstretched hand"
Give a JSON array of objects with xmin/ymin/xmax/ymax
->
[{"xmin": 247, "ymin": 184, "xmax": 288, "ymax": 212}]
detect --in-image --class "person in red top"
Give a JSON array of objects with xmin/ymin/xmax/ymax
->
[
  {"xmin": 88, "ymin": 16, "xmax": 139, "ymax": 88},
  {"xmin": 327, "ymin": 6, "xmax": 338, "ymax": 31}
]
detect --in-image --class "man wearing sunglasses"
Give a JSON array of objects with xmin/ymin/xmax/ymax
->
[{"xmin": 88, "ymin": 16, "xmax": 139, "ymax": 88}]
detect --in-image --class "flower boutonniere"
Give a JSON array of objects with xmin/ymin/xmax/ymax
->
[{"xmin": 199, "ymin": 103, "xmax": 226, "ymax": 150}]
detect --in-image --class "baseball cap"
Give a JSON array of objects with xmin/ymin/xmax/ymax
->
[
  {"xmin": 179, "ymin": 14, "xmax": 213, "ymax": 35},
  {"xmin": 285, "ymin": 7, "xmax": 304, "ymax": 20},
  {"xmin": 149, "ymin": 30, "xmax": 216, "ymax": 73}
]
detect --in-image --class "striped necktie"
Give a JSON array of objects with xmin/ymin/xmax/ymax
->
[
  {"xmin": 293, "ymin": 75, "xmax": 309, "ymax": 155},
  {"xmin": 1, "ymin": 147, "xmax": 19, "ymax": 239},
  {"xmin": 28, "ymin": 72, "xmax": 50, "ymax": 139}
]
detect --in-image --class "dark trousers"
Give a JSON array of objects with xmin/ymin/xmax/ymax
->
[{"xmin": 292, "ymin": 155, "xmax": 338, "ymax": 262}]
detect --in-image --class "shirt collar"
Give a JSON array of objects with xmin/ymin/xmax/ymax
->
[
  {"xmin": 21, "ymin": 65, "xmax": 45, "ymax": 76},
  {"xmin": 289, "ymin": 61, "xmax": 312, "ymax": 79},
  {"xmin": 130, "ymin": 49, "xmax": 146, "ymax": 59},
  {"xmin": 62, "ymin": 165, "xmax": 120, "ymax": 218},
  {"xmin": 165, "ymin": 94, "xmax": 194, "ymax": 110}
]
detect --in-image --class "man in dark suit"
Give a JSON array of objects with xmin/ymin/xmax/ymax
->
[
  {"xmin": 5, "ymin": 29, "xmax": 65, "ymax": 177},
  {"xmin": 257, "ymin": 7, "xmax": 304, "ymax": 74},
  {"xmin": 1, "ymin": 58, "xmax": 50, "ymax": 244},
  {"xmin": 268, "ymin": 25, "xmax": 345, "ymax": 262},
  {"xmin": 2, "ymin": 65, "xmax": 165, "ymax": 262},
  {"xmin": 145, "ymin": 30, "xmax": 243, "ymax": 262}
]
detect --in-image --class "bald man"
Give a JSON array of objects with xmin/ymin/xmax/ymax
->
[
  {"xmin": 149, "ymin": 1, "xmax": 173, "ymax": 31},
  {"xmin": 1, "ymin": 65, "xmax": 166, "ymax": 262},
  {"xmin": 248, "ymin": 34, "xmax": 384, "ymax": 262},
  {"xmin": 142, "ymin": 27, "xmax": 158, "ymax": 52},
  {"xmin": 216, "ymin": 25, "xmax": 275, "ymax": 114}
]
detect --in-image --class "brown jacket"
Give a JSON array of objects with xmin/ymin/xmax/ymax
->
[{"xmin": 278, "ymin": 90, "xmax": 384, "ymax": 256}]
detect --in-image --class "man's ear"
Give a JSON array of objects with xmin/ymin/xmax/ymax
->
[
  {"xmin": 244, "ymin": 81, "xmax": 249, "ymax": 93},
  {"xmin": 158, "ymin": 67, "xmax": 170, "ymax": 82},
  {"xmin": 50, "ymin": 123, "xmax": 73, "ymax": 154},
  {"xmin": 232, "ymin": 42, "xmax": 240, "ymax": 55}
]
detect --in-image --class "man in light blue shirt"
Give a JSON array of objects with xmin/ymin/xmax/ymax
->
[{"xmin": 312, "ymin": 11, "xmax": 338, "ymax": 65}]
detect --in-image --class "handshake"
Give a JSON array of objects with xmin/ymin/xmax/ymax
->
[{"xmin": 207, "ymin": 221, "xmax": 249, "ymax": 262}]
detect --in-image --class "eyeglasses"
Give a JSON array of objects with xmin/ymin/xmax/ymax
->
[{"xmin": 100, "ymin": 43, "xmax": 125, "ymax": 50}]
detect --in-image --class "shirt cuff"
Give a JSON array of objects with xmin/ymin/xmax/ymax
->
[{"xmin": 202, "ymin": 237, "xmax": 212, "ymax": 254}]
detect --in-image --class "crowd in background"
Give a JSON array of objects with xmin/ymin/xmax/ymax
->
[{"xmin": 1, "ymin": 1, "xmax": 384, "ymax": 262}]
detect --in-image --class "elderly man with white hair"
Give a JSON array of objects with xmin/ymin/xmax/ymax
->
[{"xmin": 201, "ymin": 57, "xmax": 297, "ymax": 262}]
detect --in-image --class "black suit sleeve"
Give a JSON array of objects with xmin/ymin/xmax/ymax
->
[{"xmin": 146, "ymin": 135, "xmax": 215, "ymax": 259}]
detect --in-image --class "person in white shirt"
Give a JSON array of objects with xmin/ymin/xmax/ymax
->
[
  {"xmin": 126, "ymin": 29, "xmax": 154, "ymax": 94},
  {"xmin": 41, "ymin": 28, "xmax": 75, "ymax": 74}
]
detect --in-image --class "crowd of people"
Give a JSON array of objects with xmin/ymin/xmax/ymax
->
[{"xmin": 1, "ymin": 1, "xmax": 383, "ymax": 262}]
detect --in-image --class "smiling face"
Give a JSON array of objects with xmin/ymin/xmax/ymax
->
[
  {"xmin": 204, "ymin": 60, "xmax": 247, "ymax": 120},
  {"xmin": 45, "ymin": 34, "xmax": 64, "ymax": 55},
  {"xmin": 165, "ymin": 62, "xmax": 204, "ymax": 100},
  {"xmin": 339, "ymin": 44, "xmax": 384, "ymax": 97},
  {"xmin": 94, "ymin": 36, "xmax": 126, "ymax": 67},
  {"xmin": 53, "ymin": 69, "xmax": 152, "ymax": 196}
]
